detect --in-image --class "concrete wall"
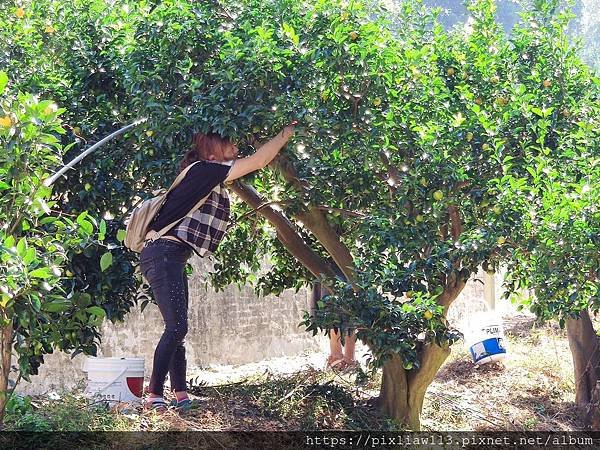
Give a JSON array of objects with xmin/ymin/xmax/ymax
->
[{"xmin": 15, "ymin": 260, "xmax": 512, "ymax": 396}]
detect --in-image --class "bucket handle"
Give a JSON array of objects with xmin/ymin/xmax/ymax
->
[{"xmin": 96, "ymin": 367, "xmax": 129, "ymax": 394}]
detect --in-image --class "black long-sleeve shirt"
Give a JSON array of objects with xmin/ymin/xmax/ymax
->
[{"xmin": 149, "ymin": 160, "xmax": 233, "ymax": 235}]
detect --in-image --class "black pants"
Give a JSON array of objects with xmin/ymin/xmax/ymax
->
[{"xmin": 140, "ymin": 238, "xmax": 193, "ymax": 397}]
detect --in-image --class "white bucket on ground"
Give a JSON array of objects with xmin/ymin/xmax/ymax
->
[
  {"xmin": 82, "ymin": 357, "xmax": 145, "ymax": 405},
  {"xmin": 464, "ymin": 311, "xmax": 507, "ymax": 365}
]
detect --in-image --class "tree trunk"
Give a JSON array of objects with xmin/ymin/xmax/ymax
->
[
  {"xmin": 0, "ymin": 316, "xmax": 14, "ymax": 428},
  {"xmin": 380, "ymin": 343, "xmax": 451, "ymax": 430},
  {"xmin": 379, "ymin": 354, "xmax": 412, "ymax": 427},
  {"xmin": 585, "ymin": 381, "xmax": 600, "ymax": 430},
  {"xmin": 231, "ymin": 181, "xmax": 336, "ymax": 280},
  {"xmin": 566, "ymin": 310, "xmax": 600, "ymax": 405},
  {"xmin": 379, "ymin": 275, "xmax": 466, "ymax": 429},
  {"xmin": 566, "ymin": 310, "xmax": 600, "ymax": 429}
]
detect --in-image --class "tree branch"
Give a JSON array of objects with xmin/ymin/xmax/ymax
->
[
  {"xmin": 438, "ymin": 271, "xmax": 468, "ymax": 315},
  {"xmin": 448, "ymin": 205, "xmax": 462, "ymax": 241},
  {"xmin": 270, "ymin": 154, "xmax": 357, "ymax": 285},
  {"xmin": 231, "ymin": 202, "xmax": 365, "ymax": 225},
  {"xmin": 314, "ymin": 206, "xmax": 365, "ymax": 218},
  {"xmin": 230, "ymin": 181, "xmax": 336, "ymax": 282},
  {"xmin": 378, "ymin": 151, "xmax": 402, "ymax": 187}
]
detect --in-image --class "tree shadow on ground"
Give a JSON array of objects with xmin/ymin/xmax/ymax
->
[
  {"xmin": 436, "ymin": 358, "xmax": 505, "ymax": 384},
  {"xmin": 186, "ymin": 368, "xmax": 387, "ymax": 431},
  {"xmin": 510, "ymin": 394, "xmax": 583, "ymax": 431}
]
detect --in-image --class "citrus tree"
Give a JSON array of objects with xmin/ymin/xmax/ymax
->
[
  {"xmin": 494, "ymin": 0, "xmax": 599, "ymax": 421},
  {"xmin": 107, "ymin": 0, "xmax": 577, "ymax": 428},
  {"xmin": 0, "ymin": 72, "xmax": 109, "ymax": 426},
  {"xmin": 0, "ymin": 1, "xmax": 143, "ymax": 427}
]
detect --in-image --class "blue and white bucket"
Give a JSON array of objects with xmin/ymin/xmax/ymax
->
[{"xmin": 465, "ymin": 312, "xmax": 507, "ymax": 365}]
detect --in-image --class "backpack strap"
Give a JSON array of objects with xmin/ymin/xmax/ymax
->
[
  {"xmin": 145, "ymin": 191, "xmax": 211, "ymax": 242},
  {"xmin": 143, "ymin": 164, "xmax": 216, "ymax": 244},
  {"xmin": 165, "ymin": 161, "xmax": 201, "ymax": 194}
]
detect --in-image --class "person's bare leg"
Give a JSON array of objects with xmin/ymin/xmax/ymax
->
[
  {"xmin": 327, "ymin": 329, "xmax": 344, "ymax": 368},
  {"xmin": 174, "ymin": 390, "xmax": 188, "ymax": 402},
  {"xmin": 343, "ymin": 332, "xmax": 357, "ymax": 365}
]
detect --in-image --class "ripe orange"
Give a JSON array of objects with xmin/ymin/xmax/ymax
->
[{"xmin": 0, "ymin": 116, "xmax": 13, "ymax": 128}]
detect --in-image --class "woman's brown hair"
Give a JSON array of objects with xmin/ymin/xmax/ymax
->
[{"xmin": 179, "ymin": 132, "xmax": 231, "ymax": 173}]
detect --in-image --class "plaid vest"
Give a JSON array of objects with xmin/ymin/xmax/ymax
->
[{"xmin": 171, "ymin": 183, "xmax": 230, "ymax": 257}]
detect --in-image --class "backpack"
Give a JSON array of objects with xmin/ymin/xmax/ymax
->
[{"xmin": 124, "ymin": 161, "xmax": 209, "ymax": 253}]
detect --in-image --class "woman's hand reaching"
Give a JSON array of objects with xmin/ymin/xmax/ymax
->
[
  {"xmin": 224, "ymin": 120, "xmax": 299, "ymax": 182},
  {"xmin": 281, "ymin": 120, "xmax": 298, "ymax": 140}
]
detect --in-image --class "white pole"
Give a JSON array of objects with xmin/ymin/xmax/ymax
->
[
  {"xmin": 483, "ymin": 270, "xmax": 496, "ymax": 311},
  {"xmin": 43, "ymin": 118, "xmax": 147, "ymax": 187}
]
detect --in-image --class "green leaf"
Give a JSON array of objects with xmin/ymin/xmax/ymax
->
[
  {"xmin": 39, "ymin": 217, "xmax": 58, "ymax": 225},
  {"xmin": 99, "ymin": 220, "xmax": 107, "ymax": 240},
  {"xmin": 0, "ymin": 72, "xmax": 8, "ymax": 95},
  {"xmin": 4, "ymin": 236, "xmax": 15, "ymax": 248},
  {"xmin": 31, "ymin": 295, "xmax": 42, "ymax": 312},
  {"xmin": 42, "ymin": 300, "xmax": 72, "ymax": 313},
  {"xmin": 29, "ymin": 267, "xmax": 52, "ymax": 279},
  {"xmin": 86, "ymin": 306, "xmax": 106, "ymax": 320},
  {"xmin": 77, "ymin": 293, "xmax": 92, "ymax": 307},
  {"xmin": 116, "ymin": 229, "xmax": 127, "ymax": 242},
  {"xmin": 79, "ymin": 220, "xmax": 93, "ymax": 235},
  {"xmin": 531, "ymin": 107, "xmax": 543, "ymax": 117},
  {"xmin": 17, "ymin": 238, "xmax": 27, "ymax": 257},
  {"xmin": 282, "ymin": 23, "xmax": 299, "ymax": 46},
  {"xmin": 23, "ymin": 248, "xmax": 36, "ymax": 265},
  {"xmin": 76, "ymin": 212, "xmax": 88, "ymax": 225},
  {"xmin": 100, "ymin": 252, "xmax": 113, "ymax": 272}
]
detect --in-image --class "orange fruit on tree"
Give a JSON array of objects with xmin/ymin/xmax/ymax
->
[
  {"xmin": 0, "ymin": 116, "xmax": 13, "ymax": 128},
  {"xmin": 15, "ymin": 7, "xmax": 25, "ymax": 18}
]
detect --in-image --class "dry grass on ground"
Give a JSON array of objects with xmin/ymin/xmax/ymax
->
[
  {"xmin": 422, "ymin": 315, "xmax": 579, "ymax": 431},
  {"xmin": 12, "ymin": 314, "xmax": 583, "ymax": 432}
]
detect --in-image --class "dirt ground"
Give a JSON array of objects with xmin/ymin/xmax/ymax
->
[{"xmin": 104, "ymin": 312, "xmax": 582, "ymax": 432}]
